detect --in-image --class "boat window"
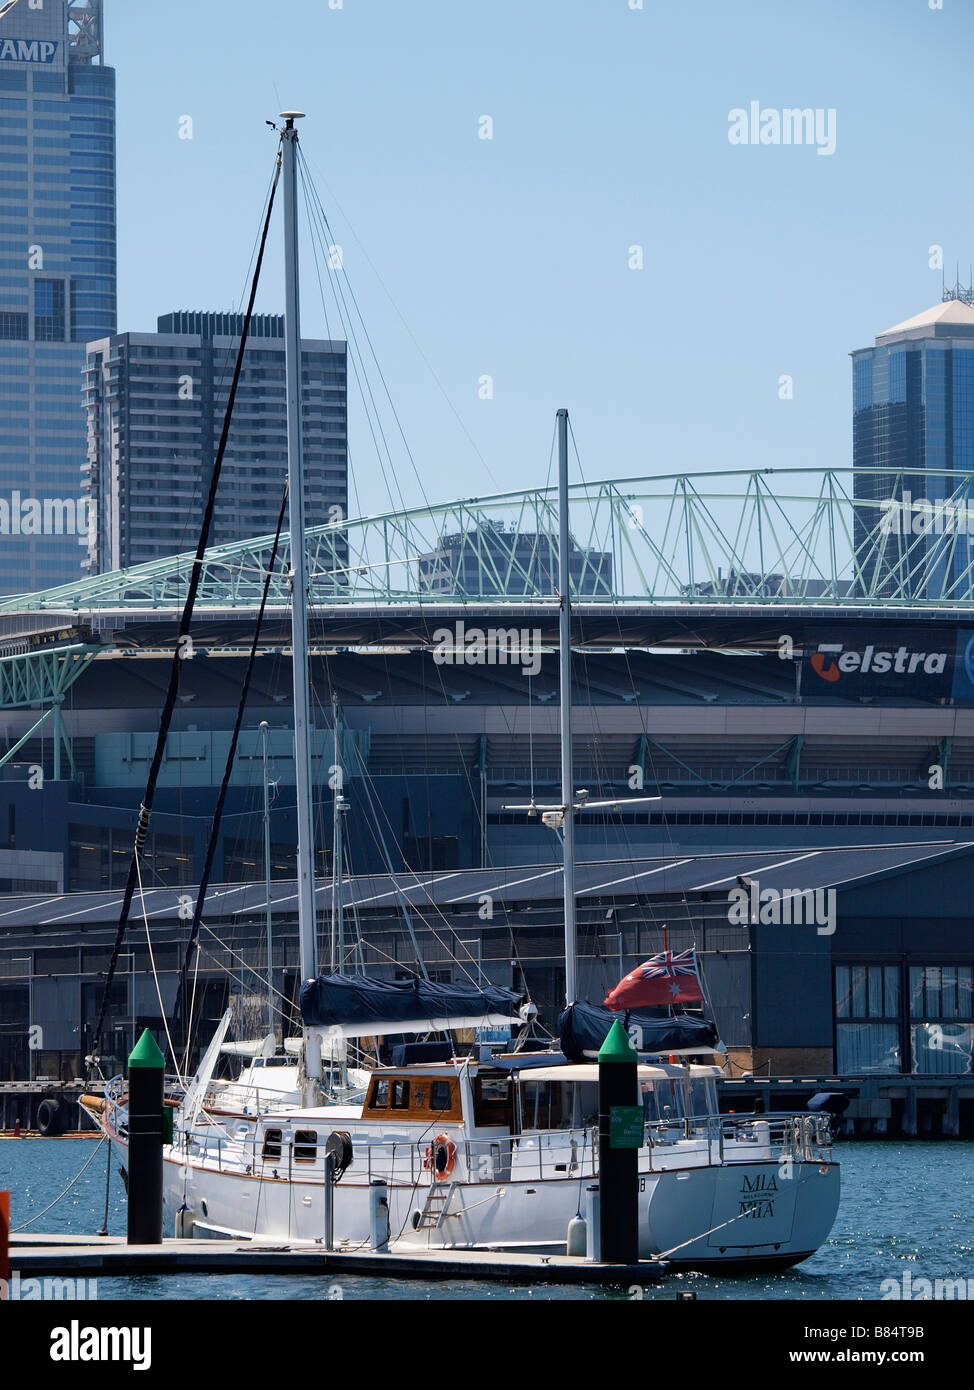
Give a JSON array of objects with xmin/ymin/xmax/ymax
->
[
  {"xmin": 261, "ymin": 1127, "xmax": 282, "ymax": 1160},
  {"xmin": 520, "ymin": 1080, "xmax": 597, "ymax": 1130},
  {"xmin": 480, "ymin": 1077, "xmax": 510, "ymax": 1103},
  {"xmin": 690, "ymin": 1078, "xmax": 717, "ymax": 1117},
  {"xmin": 430, "ymin": 1080, "xmax": 452, "ymax": 1111},
  {"xmin": 641, "ymin": 1077, "xmax": 684, "ymax": 1123},
  {"xmin": 371, "ymin": 1079, "xmax": 389, "ymax": 1108},
  {"xmin": 570, "ymin": 1082, "xmax": 599, "ymax": 1128},
  {"xmin": 391, "ymin": 1080, "xmax": 410, "ymax": 1109},
  {"xmin": 294, "ymin": 1130, "xmax": 318, "ymax": 1161},
  {"xmin": 474, "ymin": 1074, "xmax": 513, "ymax": 1126},
  {"xmin": 412, "ymin": 1084, "xmax": 427, "ymax": 1109}
]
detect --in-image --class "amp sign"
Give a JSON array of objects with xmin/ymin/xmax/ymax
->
[{"xmin": 0, "ymin": 38, "xmax": 59, "ymax": 63}]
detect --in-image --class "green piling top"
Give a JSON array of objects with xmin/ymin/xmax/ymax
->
[
  {"xmin": 598, "ymin": 1017, "xmax": 638, "ymax": 1063},
  {"xmin": 128, "ymin": 1028, "xmax": 165, "ymax": 1070}
]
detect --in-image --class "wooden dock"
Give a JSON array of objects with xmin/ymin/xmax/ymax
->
[{"xmin": 8, "ymin": 1233, "xmax": 666, "ymax": 1287}]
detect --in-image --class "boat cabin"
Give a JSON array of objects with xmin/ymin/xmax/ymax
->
[
  {"xmin": 514, "ymin": 1062, "xmax": 720, "ymax": 1131},
  {"xmin": 360, "ymin": 1064, "xmax": 513, "ymax": 1130}
]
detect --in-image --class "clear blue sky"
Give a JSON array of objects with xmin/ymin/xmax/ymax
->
[{"xmin": 107, "ymin": 0, "xmax": 974, "ymax": 517}]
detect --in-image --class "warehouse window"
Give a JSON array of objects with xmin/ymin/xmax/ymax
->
[
  {"xmin": 834, "ymin": 965, "xmax": 902, "ymax": 1073},
  {"xmin": 908, "ymin": 965, "xmax": 973, "ymax": 1076}
]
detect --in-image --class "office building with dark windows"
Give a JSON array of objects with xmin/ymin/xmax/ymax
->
[
  {"xmin": 852, "ymin": 298, "xmax": 974, "ymax": 596},
  {"xmin": 0, "ymin": 0, "xmax": 114, "ymax": 594},
  {"xmin": 82, "ymin": 312, "xmax": 348, "ymax": 571}
]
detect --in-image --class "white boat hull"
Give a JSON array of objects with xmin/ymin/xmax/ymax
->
[{"xmin": 97, "ymin": 1123, "xmax": 838, "ymax": 1271}]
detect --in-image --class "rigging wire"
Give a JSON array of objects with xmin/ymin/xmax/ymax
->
[
  {"xmin": 298, "ymin": 148, "xmax": 442, "ymax": 515},
  {"xmin": 565, "ymin": 415, "xmax": 702, "ymax": 997},
  {"xmin": 173, "ymin": 481, "xmax": 290, "ymax": 1069},
  {"xmin": 135, "ymin": 853, "xmax": 183, "ymax": 1080},
  {"xmin": 163, "ymin": 161, "xmax": 281, "ymax": 564},
  {"xmin": 299, "ymin": 146, "xmax": 502, "ymax": 491},
  {"xmin": 298, "ymin": 158, "xmax": 408, "ymax": 518},
  {"xmin": 295, "ymin": 147, "xmax": 553, "ymax": 1011},
  {"xmin": 11, "ymin": 1137, "xmax": 107, "ymax": 1232},
  {"xmin": 84, "ymin": 145, "xmax": 284, "ymax": 1081}
]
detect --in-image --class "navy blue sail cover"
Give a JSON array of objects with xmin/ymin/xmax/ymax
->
[
  {"xmin": 558, "ymin": 1001, "xmax": 718, "ymax": 1061},
  {"xmin": 300, "ymin": 972, "xmax": 523, "ymax": 1030}
]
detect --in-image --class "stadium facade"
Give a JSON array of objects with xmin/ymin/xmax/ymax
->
[
  {"xmin": 0, "ymin": 619, "xmax": 973, "ymax": 1090},
  {"xmin": 0, "ymin": 0, "xmax": 114, "ymax": 595}
]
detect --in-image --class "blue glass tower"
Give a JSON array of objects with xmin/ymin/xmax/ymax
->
[
  {"xmin": 0, "ymin": 0, "xmax": 115, "ymax": 594},
  {"xmin": 852, "ymin": 299, "xmax": 974, "ymax": 595}
]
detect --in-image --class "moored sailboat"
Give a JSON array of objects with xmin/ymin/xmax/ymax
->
[{"xmin": 81, "ymin": 113, "xmax": 840, "ymax": 1271}]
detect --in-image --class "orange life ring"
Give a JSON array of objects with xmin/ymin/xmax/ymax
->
[{"xmin": 423, "ymin": 1132, "xmax": 457, "ymax": 1178}]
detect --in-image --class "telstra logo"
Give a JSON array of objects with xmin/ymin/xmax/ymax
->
[
  {"xmin": 810, "ymin": 641, "xmax": 948, "ymax": 682},
  {"xmin": 810, "ymin": 648, "xmax": 840, "ymax": 682}
]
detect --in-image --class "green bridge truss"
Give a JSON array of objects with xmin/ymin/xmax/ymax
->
[
  {"xmin": 0, "ymin": 465, "xmax": 970, "ymax": 720},
  {"xmin": 0, "ymin": 466, "xmax": 971, "ymax": 618}
]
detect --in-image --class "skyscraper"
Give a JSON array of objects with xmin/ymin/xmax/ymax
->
[
  {"xmin": 0, "ymin": 0, "xmax": 115, "ymax": 594},
  {"xmin": 851, "ymin": 298, "xmax": 974, "ymax": 594},
  {"xmin": 83, "ymin": 312, "xmax": 348, "ymax": 571}
]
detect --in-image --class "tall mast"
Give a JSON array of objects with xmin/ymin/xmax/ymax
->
[
  {"xmin": 330, "ymin": 692, "xmax": 347, "ymax": 976},
  {"xmin": 260, "ymin": 720, "xmax": 274, "ymax": 1038},
  {"xmin": 281, "ymin": 112, "xmax": 320, "ymax": 1091},
  {"xmin": 557, "ymin": 407, "xmax": 577, "ymax": 1006}
]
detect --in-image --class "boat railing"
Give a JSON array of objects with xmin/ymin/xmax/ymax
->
[
  {"xmin": 172, "ymin": 1108, "xmax": 831, "ymax": 1182},
  {"xmin": 641, "ymin": 1111, "xmax": 831, "ymax": 1167},
  {"xmin": 200, "ymin": 1082, "xmax": 294, "ymax": 1115},
  {"xmin": 198, "ymin": 1077, "xmax": 367, "ymax": 1115}
]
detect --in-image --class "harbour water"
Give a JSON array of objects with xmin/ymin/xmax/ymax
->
[{"xmin": 2, "ymin": 1137, "xmax": 971, "ymax": 1300}]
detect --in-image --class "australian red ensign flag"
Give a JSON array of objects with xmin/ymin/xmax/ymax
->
[{"xmin": 605, "ymin": 948, "xmax": 704, "ymax": 1010}]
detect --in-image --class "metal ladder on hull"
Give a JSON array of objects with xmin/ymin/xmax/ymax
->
[{"xmin": 415, "ymin": 1181, "xmax": 457, "ymax": 1230}]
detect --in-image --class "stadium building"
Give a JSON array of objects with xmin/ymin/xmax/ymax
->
[{"xmin": 0, "ymin": 469, "xmax": 972, "ymax": 1104}]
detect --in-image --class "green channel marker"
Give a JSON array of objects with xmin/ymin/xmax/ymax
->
[
  {"xmin": 598, "ymin": 1017, "xmax": 638, "ymax": 1063},
  {"xmin": 128, "ymin": 1028, "xmax": 164, "ymax": 1069},
  {"xmin": 126, "ymin": 1028, "xmax": 164, "ymax": 1244}
]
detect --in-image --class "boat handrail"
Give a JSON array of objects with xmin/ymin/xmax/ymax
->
[{"xmin": 170, "ymin": 1106, "xmax": 831, "ymax": 1182}]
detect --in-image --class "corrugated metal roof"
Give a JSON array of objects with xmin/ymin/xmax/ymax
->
[{"xmin": 0, "ymin": 840, "xmax": 969, "ymax": 930}]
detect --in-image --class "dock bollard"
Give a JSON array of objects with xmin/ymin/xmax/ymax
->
[
  {"xmin": 369, "ymin": 1179, "xmax": 390, "ymax": 1251},
  {"xmin": 585, "ymin": 1184, "xmax": 600, "ymax": 1261},
  {"xmin": 127, "ymin": 1029, "xmax": 165, "ymax": 1245},
  {"xmin": 597, "ymin": 1018, "xmax": 640, "ymax": 1264}
]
